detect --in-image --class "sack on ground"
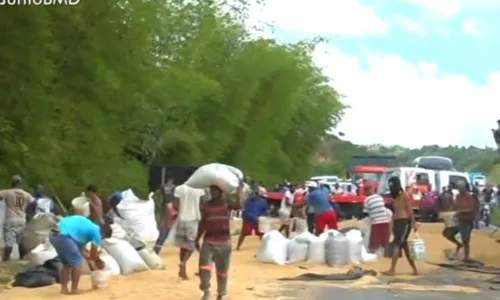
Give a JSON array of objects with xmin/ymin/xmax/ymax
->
[
  {"xmin": 22, "ymin": 213, "xmax": 59, "ymax": 253},
  {"xmin": 185, "ymin": 163, "xmax": 243, "ymax": 194},
  {"xmin": 28, "ymin": 241, "xmax": 58, "ymax": 266},
  {"xmin": 325, "ymin": 232, "xmax": 349, "ymax": 266},
  {"xmin": 294, "ymin": 219, "xmax": 307, "ymax": 234},
  {"xmin": 287, "ymin": 231, "xmax": 314, "ymax": 264},
  {"xmin": 345, "ymin": 229, "xmax": 363, "ymax": 265},
  {"xmin": 110, "ymin": 223, "xmax": 127, "ymax": 240},
  {"xmin": 113, "ymin": 189, "xmax": 159, "ymax": 243},
  {"xmin": 307, "ymin": 234, "xmax": 328, "ymax": 264},
  {"xmin": 12, "ymin": 265, "xmax": 56, "ymax": 288},
  {"xmin": 138, "ymin": 248, "xmax": 164, "ymax": 269},
  {"xmin": 100, "ymin": 249, "xmax": 121, "ymax": 275},
  {"xmin": 102, "ymin": 238, "xmax": 149, "ymax": 275},
  {"xmin": 256, "ymin": 230, "xmax": 289, "ymax": 265}
]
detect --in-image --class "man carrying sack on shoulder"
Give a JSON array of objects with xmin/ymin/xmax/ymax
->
[{"xmin": 50, "ymin": 215, "xmax": 112, "ymax": 294}]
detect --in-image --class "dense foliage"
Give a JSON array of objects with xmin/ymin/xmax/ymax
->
[
  {"xmin": 0, "ymin": 0, "xmax": 345, "ymax": 201},
  {"xmin": 315, "ymin": 135, "xmax": 500, "ymax": 183}
]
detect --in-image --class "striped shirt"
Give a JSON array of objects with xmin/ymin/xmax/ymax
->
[{"xmin": 363, "ymin": 194, "xmax": 389, "ymax": 224}]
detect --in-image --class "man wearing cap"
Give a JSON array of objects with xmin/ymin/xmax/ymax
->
[
  {"xmin": 306, "ymin": 181, "xmax": 338, "ymax": 234},
  {"xmin": 0, "ymin": 175, "xmax": 35, "ymax": 260}
]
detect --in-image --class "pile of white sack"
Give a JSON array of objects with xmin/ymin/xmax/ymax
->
[
  {"xmin": 25, "ymin": 189, "xmax": 164, "ymax": 276},
  {"xmin": 27, "ymin": 222, "xmax": 164, "ymax": 276},
  {"xmin": 256, "ymin": 227, "xmax": 378, "ymax": 266},
  {"xmin": 71, "ymin": 189, "xmax": 159, "ymax": 246}
]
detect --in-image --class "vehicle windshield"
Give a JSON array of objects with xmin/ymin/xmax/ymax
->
[
  {"xmin": 377, "ymin": 170, "xmax": 400, "ymax": 195},
  {"xmin": 354, "ymin": 172, "xmax": 382, "ymax": 182}
]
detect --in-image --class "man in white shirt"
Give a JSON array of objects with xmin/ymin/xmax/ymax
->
[
  {"xmin": 173, "ymin": 184, "xmax": 205, "ymax": 280},
  {"xmin": 278, "ymin": 185, "xmax": 294, "ymax": 238},
  {"xmin": 363, "ymin": 185, "xmax": 391, "ymax": 254}
]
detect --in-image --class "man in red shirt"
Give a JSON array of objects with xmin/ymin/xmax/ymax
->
[{"xmin": 196, "ymin": 180, "xmax": 245, "ymax": 300}]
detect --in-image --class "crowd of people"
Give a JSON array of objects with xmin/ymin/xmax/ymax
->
[{"xmin": 0, "ymin": 172, "xmax": 496, "ymax": 299}]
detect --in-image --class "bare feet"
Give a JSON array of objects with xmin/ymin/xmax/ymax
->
[
  {"xmin": 61, "ymin": 288, "xmax": 71, "ymax": 295},
  {"xmin": 381, "ymin": 270, "xmax": 395, "ymax": 276},
  {"xmin": 71, "ymin": 289, "xmax": 84, "ymax": 295},
  {"xmin": 454, "ymin": 245, "xmax": 462, "ymax": 256},
  {"xmin": 235, "ymin": 247, "xmax": 241, "ymax": 251},
  {"xmin": 201, "ymin": 291, "xmax": 210, "ymax": 300},
  {"xmin": 411, "ymin": 270, "xmax": 419, "ymax": 276}
]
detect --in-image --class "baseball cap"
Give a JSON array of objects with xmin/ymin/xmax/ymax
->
[{"xmin": 305, "ymin": 181, "xmax": 318, "ymax": 188}]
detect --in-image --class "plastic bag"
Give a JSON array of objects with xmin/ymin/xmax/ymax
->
[
  {"xmin": 287, "ymin": 231, "xmax": 314, "ymax": 264},
  {"xmin": 325, "ymin": 232, "xmax": 349, "ymax": 266},
  {"xmin": 102, "ymin": 238, "xmax": 149, "ymax": 275},
  {"xmin": 256, "ymin": 230, "xmax": 290, "ymax": 265},
  {"xmin": 185, "ymin": 163, "xmax": 243, "ymax": 194},
  {"xmin": 12, "ymin": 266, "xmax": 56, "ymax": 288}
]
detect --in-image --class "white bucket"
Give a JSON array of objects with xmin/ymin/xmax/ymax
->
[
  {"xmin": 408, "ymin": 235, "xmax": 426, "ymax": 261},
  {"xmin": 71, "ymin": 196, "xmax": 90, "ymax": 217},
  {"xmin": 91, "ymin": 270, "xmax": 110, "ymax": 288}
]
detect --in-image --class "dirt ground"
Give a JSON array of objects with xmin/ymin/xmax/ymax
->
[{"xmin": 1, "ymin": 221, "xmax": 500, "ymax": 300}]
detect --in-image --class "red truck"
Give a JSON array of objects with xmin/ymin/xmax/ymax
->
[{"xmin": 264, "ymin": 155, "xmax": 399, "ymax": 218}]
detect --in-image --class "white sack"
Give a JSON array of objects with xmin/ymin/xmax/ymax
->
[
  {"xmin": 256, "ymin": 230, "xmax": 289, "ymax": 265},
  {"xmin": 28, "ymin": 241, "xmax": 58, "ymax": 265},
  {"xmin": 102, "ymin": 238, "xmax": 149, "ymax": 275},
  {"xmin": 113, "ymin": 191, "xmax": 158, "ymax": 243},
  {"xmin": 138, "ymin": 248, "xmax": 164, "ymax": 269},
  {"xmin": 325, "ymin": 232, "xmax": 349, "ymax": 266},
  {"xmin": 287, "ymin": 231, "xmax": 314, "ymax": 264},
  {"xmin": 22, "ymin": 213, "xmax": 59, "ymax": 252},
  {"xmin": 345, "ymin": 229, "xmax": 363, "ymax": 265},
  {"xmin": 110, "ymin": 223, "xmax": 127, "ymax": 240},
  {"xmin": 258, "ymin": 217, "xmax": 272, "ymax": 234},
  {"xmin": 185, "ymin": 163, "xmax": 243, "ymax": 194},
  {"xmin": 361, "ymin": 246, "xmax": 378, "ymax": 262},
  {"xmin": 294, "ymin": 219, "xmax": 307, "ymax": 234},
  {"xmin": 307, "ymin": 234, "xmax": 327, "ymax": 264},
  {"xmin": 100, "ymin": 250, "xmax": 121, "ymax": 275}
]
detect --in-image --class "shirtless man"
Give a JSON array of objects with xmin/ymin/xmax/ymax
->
[
  {"xmin": 382, "ymin": 176, "xmax": 419, "ymax": 276},
  {"xmin": 86, "ymin": 184, "xmax": 104, "ymax": 224}
]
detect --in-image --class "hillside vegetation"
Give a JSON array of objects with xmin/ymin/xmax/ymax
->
[
  {"xmin": 315, "ymin": 135, "xmax": 500, "ymax": 182},
  {"xmin": 0, "ymin": 1, "xmax": 344, "ymax": 201}
]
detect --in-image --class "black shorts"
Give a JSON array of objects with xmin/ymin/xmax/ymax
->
[{"xmin": 393, "ymin": 218, "xmax": 412, "ymax": 247}]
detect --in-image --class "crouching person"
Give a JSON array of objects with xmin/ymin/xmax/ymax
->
[
  {"xmin": 50, "ymin": 215, "xmax": 112, "ymax": 294},
  {"xmin": 196, "ymin": 181, "xmax": 245, "ymax": 300}
]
